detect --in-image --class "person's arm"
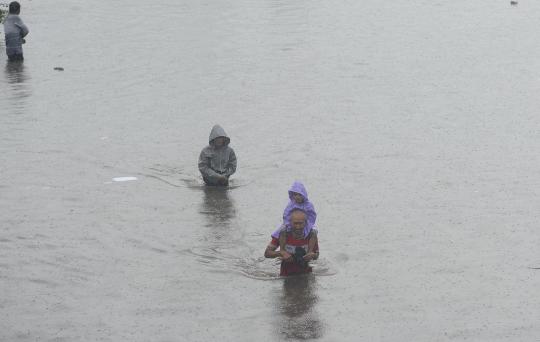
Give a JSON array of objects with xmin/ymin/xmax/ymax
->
[
  {"xmin": 306, "ymin": 203, "xmax": 317, "ymax": 227},
  {"xmin": 279, "ymin": 228, "xmax": 287, "ymax": 251},
  {"xmin": 264, "ymin": 239, "xmax": 292, "ymax": 261},
  {"xmin": 282, "ymin": 203, "xmax": 292, "ymax": 224},
  {"xmin": 16, "ymin": 18, "xmax": 29, "ymax": 38},
  {"xmin": 304, "ymin": 230, "xmax": 319, "ymax": 261},
  {"xmin": 264, "ymin": 244, "xmax": 281, "ymax": 258},
  {"xmin": 198, "ymin": 148, "xmax": 220, "ymax": 178},
  {"xmin": 225, "ymin": 148, "xmax": 237, "ymax": 177}
]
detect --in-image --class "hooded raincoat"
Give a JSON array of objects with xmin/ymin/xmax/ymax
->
[
  {"xmin": 198, "ymin": 125, "xmax": 237, "ymax": 185},
  {"xmin": 3, "ymin": 14, "xmax": 29, "ymax": 58},
  {"xmin": 271, "ymin": 181, "xmax": 317, "ymax": 239}
]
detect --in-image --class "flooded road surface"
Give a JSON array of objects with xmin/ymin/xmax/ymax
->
[{"xmin": 2, "ymin": 0, "xmax": 540, "ymax": 340}]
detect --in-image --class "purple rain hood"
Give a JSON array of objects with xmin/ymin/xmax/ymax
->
[{"xmin": 271, "ymin": 181, "xmax": 317, "ymax": 239}]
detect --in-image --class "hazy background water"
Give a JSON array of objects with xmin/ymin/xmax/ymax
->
[{"xmin": 1, "ymin": 0, "xmax": 540, "ymax": 341}]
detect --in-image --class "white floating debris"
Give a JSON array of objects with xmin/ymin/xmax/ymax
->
[{"xmin": 112, "ymin": 177, "xmax": 138, "ymax": 182}]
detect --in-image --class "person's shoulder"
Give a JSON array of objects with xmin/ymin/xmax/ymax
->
[
  {"xmin": 269, "ymin": 236, "xmax": 279, "ymax": 246},
  {"xmin": 223, "ymin": 146, "xmax": 236, "ymax": 158},
  {"xmin": 304, "ymin": 200, "xmax": 315, "ymax": 210},
  {"xmin": 278, "ymin": 226, "xmax": 289, "ymax": 236},
  {"xmin": 200, "ymin": 145, "xmax": 213, "ymax": 154}
]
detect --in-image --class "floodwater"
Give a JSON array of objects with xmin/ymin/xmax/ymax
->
[{"xmin": 1, "ymin": 0, "xmax": 540, "ymax": 340}]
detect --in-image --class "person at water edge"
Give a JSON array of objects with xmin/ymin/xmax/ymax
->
[
  {"xmin": 265, "ymin": 209, "xmax": 319, "ymax": 276},
  {"xmin": 3, "ymin": 1, "xmax": 29, "ymax": 62},
  {"xmin": 198, "ymin": 124, "xmax": 237, "ymax": 186},
  {"xmin": 271, "ymin": 181, "xmax": 317, "ymax": 253}
]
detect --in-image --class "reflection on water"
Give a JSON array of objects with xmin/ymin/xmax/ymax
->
[
  {"xmin": 275, "ymin": 275, "xmax": 324, "ymax": 340},
  {"xmin": 193, "ymin": 186, "xmax": 282, "ymax": 279},
  {"xmin": 3, "ymin": 61, "xmax": 31, "ymax": 114},
  {"xmin": 5, "ymin": 61, "xmax": 27, "ymax": 83},
  {"xmin": 200, "ymin": 186, "xmax": 236, "ymax": 229}
]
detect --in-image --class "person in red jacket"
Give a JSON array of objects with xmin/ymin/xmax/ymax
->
[{"xmin": 264, "ymin": 209, "xmax": 319, "ymax": 276}]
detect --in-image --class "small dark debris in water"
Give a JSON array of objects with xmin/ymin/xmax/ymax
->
[
  {"xmin": 54, "ymin": 67, "xmax": 64, "ymax": 71},
  {"xmin": 528, "ymin": 267, "xmax": 540, "ymax": 269},
  {"xmin": 510, "ymin": 1, "xmax": 518, "ymax": 5}
]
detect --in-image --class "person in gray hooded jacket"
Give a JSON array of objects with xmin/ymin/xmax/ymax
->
[
  {"xmin": 198, "ymin": 125, "xmax": 237, "ymax": 186},
  {"xmin": 3, "ymin": 2, "xmax": 29, "ymax": 61}
]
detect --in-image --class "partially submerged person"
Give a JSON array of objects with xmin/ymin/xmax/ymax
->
[
  {"xmin": 3, "ymin": 1, "xmax": 29, "ymax": 62},
  {"xmin": 271, "ymin": 181, "xmax": 317, "ymax": 256},
  {"xmin": 265, "ymin": 209, "xmax": 319, "ymax": 276},
  {"xmin": 198, "ymin": 124, "xmax": 237, "ymax": 186}
]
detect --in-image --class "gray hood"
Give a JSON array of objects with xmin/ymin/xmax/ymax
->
[
  {"xmin": 209, "ymin": 124, "xmax": 230, "ymax": 146},
  {"xmin": 199, "ymin": 124, "xmax": 237, "ymax": 180}
]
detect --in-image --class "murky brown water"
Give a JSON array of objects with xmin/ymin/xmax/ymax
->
[{"xmin": 2, "ymin": 0, "xmax": 540, "ymax": 341}]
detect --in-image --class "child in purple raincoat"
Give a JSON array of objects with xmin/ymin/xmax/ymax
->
[
  {"xmin": 272, "ymin": 181, "xmax": 318, "ymax": 257},
  {"xmin": 272, "ymin": 181, "xmax": 317, "ymax": 238}
]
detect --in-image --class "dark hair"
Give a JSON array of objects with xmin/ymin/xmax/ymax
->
[{"xmin": 9, "ymin": 1, "xmax": 21, "ymax": 14}]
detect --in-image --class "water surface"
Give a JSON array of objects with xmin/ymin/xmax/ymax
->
[{"xmin": 1, "ymin": 0, "xmax": 540, "ymax": 341}]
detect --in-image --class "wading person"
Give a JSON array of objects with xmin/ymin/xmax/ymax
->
[
  {"xmin": 265, "ymin": 209, "xmax": 319, "ymax": 276},
  {"xmin": 198, "ymin": 124, "xmax": 237, "ymax": 186},
  {"xmin": 3, "ymin": 1, "xmax": 29, "ymax": 62}
]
